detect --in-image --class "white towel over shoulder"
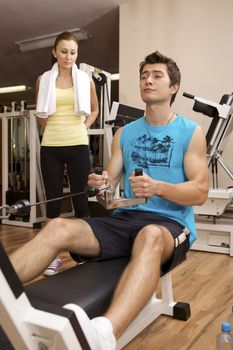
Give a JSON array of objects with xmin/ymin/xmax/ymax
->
[{"xmin": 36, "ymin": 63, "xmax": 91, "ymax": 118}]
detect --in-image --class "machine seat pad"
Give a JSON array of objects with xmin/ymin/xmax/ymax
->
[{"xmin": 25, "ymin": 257, "xmax": 129, "ymax": 318}]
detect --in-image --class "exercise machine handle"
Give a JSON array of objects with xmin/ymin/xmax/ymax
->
[
  {"xmin": 135, "ymin": 168, "xmax": 143, "ymax": 176},
  {"xmin": 183, "ymin": 92, "xmax": 195, "ymax": 99},
  {"xmin": 85, "ymin": 167, "xmax": 105, "ymax": 197}
]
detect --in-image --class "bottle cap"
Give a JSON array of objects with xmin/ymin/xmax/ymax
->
[{"xmin": 222, "ymin": 322, "xmax": 231, "ymax": 332}]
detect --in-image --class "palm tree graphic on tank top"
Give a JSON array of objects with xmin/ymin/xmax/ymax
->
[{"xmin": 129, "ymin": 134, "xmax": 174, "ymax": 168}]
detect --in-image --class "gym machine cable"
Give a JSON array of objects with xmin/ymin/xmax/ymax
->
[{"xmin": 0, "ymin": 168, "xmax": 146, "ymax": 220}]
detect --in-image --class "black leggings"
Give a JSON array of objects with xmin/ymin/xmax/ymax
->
[{"xmin": 40, "ymin": 145, "xmax": 91, "ymax": 218}]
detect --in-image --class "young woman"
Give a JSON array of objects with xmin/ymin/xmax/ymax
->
[{"xmin": 36, "ymin": 31, "xmax": 99, "ymax": 275}]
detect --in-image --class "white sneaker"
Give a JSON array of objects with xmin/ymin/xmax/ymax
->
[
  {"xmin": 63, "ymin": 304, "xmax": 116, "ymax": 350},
  {"xmin": 43, "ymin": 258, "xmax": 62, "ymax": 276}
]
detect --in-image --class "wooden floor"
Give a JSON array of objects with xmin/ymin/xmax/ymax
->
[{"xmin": 1, "ymin": 222, "xmax": 233, "ymax": 350}]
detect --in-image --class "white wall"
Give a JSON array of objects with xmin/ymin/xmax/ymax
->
[{"xmin": 119, "ymin": 0, "xmax": 233, "ymax": 187}]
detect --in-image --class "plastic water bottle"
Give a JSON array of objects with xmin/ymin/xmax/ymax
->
[{"xmin": 216, "ymin": 322, "xmax": 233, "ymax": 349}]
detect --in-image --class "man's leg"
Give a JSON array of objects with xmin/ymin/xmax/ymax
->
[
  {"xmin": 63, "ymin": 224, "xmax": 175, "ymax": 350},
  {"xmin": 105, "ymin": 224, "xmax": 175, "ymax": 338},
  {"xmin": 9, "ymin": 218, "xmax": 100, "ymax": 283}
]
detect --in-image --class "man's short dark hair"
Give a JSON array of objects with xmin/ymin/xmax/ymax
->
[{"xmin": 139, "ymin": 51, "xmax": 181, "ymax": 105}]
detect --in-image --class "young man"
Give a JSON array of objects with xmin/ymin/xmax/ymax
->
[{"xmin": 10, "ymin": 51, "xmax": 209, "ymax": 349}]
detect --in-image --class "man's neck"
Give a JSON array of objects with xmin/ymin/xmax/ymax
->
[{"xmin": 145, "ymin": 104, "xmax": 174, "ymax": 126}]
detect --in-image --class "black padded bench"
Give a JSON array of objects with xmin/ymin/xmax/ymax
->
[
  {"xmin": 25, "ymin": 257, "xmax": 129, "ymax": 319},
  {"xmin": 0, "ymin": 241, "xmax": 190, "ymax": 349}
]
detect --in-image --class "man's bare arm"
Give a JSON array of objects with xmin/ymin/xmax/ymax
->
[{"xmin": 88, "ymin": 128, "xmax": 124, "ymax": 191}]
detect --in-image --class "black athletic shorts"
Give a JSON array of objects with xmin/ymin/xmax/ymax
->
[{"xmin": 71, "ymin": 210, "xmax": 190, "ymax": 274}]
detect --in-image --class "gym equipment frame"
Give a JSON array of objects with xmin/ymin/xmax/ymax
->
[
  {"xmin": 0, "ymin": 109, "xmax": 46, "ymax": 228},
  {"xmin": 184, "ymin": 92, "xmax": 233, "ymax": 256}
]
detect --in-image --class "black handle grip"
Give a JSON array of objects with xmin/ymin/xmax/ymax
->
[
  {"xmin": 85, "ymin": 186, "xmax": 100, "ymax": 197},
  {"xmin": 94, "ymin": 166, "xmax": 103, "ymax": 175},
  {"xmin": 183, "ymin": 92, "xmax": 195, "ymax": 99},
  {"xmin": 135, "ymin": 168, "xmax": 143, "ymax": 176},
  {"xmin": 85, "ymin": 166, "xmax": 103, "ymax": 197}
]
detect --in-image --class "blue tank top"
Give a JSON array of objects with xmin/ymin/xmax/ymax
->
[{"xmin": 115, "ymin": 114, "xmax": 198, "ymax": 246}]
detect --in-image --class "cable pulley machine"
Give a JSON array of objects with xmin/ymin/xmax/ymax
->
[{"xmin": 0, "ymin": 168, "xmax": 146, "ymax": 220}]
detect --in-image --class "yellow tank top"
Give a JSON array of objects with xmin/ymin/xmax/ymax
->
[{"xmin": 41, "ymin": 87, "xmax": 88, "ymax": 146}]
